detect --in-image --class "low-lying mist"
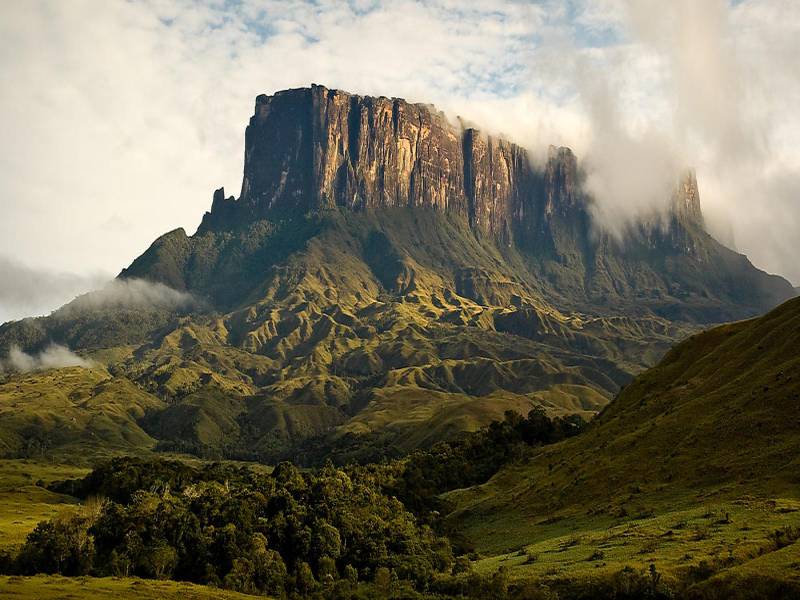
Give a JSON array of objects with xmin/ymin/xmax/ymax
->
[
  {"xmin": 447, "ymin": 0, "xmax": 798, "ymax": 281},
  {"xmin": 0, "ymin": 343, "xmax": 91, "ymax": 374},
  {"xmin": 56, "ymin": 277, "xmax": 198, "ymax": 316},
  {"xmin": 0, "ymin": 256, "xmax": 110, "ymax": 324},
  {"xmin": 0, "ymin": 264, "xmax": 200, "ymax": 327}
]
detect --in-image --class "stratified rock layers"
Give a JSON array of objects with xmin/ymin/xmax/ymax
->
[{"xmin": 204, "ymin": 85, "xmax": 706, "ymax": 254}]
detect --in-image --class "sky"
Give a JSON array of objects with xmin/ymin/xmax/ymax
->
[{"xmin": 0, "ymin": 0, "xmax": 798, "ymax": 323}]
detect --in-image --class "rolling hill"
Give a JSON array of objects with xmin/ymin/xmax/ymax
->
[{"xmin": 448, "ymin": 295, "xmax": 800, "ymax": 587}]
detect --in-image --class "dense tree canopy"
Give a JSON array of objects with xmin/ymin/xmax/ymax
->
[
  {"xmin": 6, "ymin": 409, "xmax": 598, "ymax": 598},
  {"xmin": 19, "ymin": 458, "xmax": 453, "ymax": 597}
]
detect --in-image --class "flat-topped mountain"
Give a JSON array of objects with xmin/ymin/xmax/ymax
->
[
  {"xmin": 205, "ymin": 85, "xmax": 560, "ymax": 241},
  {"xmin": 203, "ymin": 86, "xmax": 699, "ymax": 239},
  {"xmin": 0, "ymin": 85, "xmax": 795, "ymax": 462},
  {"xmin": 125, "ymin": 85, "xmax": 791, "ymax": 320}
]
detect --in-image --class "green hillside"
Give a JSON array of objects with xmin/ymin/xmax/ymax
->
[
  {"xmin": 0, "ymin": 367, "xmax": 163, "ymax": 463},
  {"xmin": 0, "ymin": 209, "xmax": 700, "ymax": 463},
  {"xmin": 448, "ymin": 296, "xmax": 800, "ymax": 585},
  {"xmin": 0, "ymin": 576, "xmax": 259, "ymax": 599}
]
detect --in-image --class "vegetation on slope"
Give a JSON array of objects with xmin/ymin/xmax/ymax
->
[
  {"xmin": 0, "ymin": 209, "xmax": 699, "ymax": 463},
  {"xmin": 0, "ymin": 367, "xmax": 163, "ymax": 462},
  {"xmin": 0, "ymin": 575, "xmax": 257, "ymax": 600},
  {"xmin": 5, "ymin": 430, "xmax": 799, "ymax": 598},
  {"xmin": 447, "ymin": 296, "xmax": 800, "ymax": 587},
  {"xmin": 6, "ymin": 457, "xmax": 454, "ymax": 597},
  {"xmin": 0, "ymin": 460, "xmax": 88, "ymax": 552}
]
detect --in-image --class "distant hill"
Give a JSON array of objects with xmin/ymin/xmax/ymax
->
[{"xmin": 0, "ymin": 85, "xmax": 794, "ymax": 462}]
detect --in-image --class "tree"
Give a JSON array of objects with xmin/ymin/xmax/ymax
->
[
  {"xmin": 313, "ymin": 520, "xmax": 342, "ymax": 562},
  {"xmin": 375, "ymin": 566, "xmax": 391, "ymax": 592},
  {"xmin": 16, "ymin": 514, "xmax": 95, "ymax": 576},
  {"xmin": 295, "ymin": 561, "xmax": 317, "ymax": 596},
  {"xmin": 224, "ymin": 558, "xmax": 255, "ymax": 593},
  {"xmin": 253, "ymin": 547, "xmax": 287, "ymax": 596},
  {"xmin": 344, "ymin": 564, "xmax": 359, "ymax": 585},
  {"xmin": 318, "ymin": 555, "xmax": 337, "ymax": 586},
  {"xmin": 147, "ymin": 541, "xmax": 177, "ymax": 580}
]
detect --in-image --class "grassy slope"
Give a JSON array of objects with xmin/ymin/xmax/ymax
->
[
  {"xmin": 1, "ymin": 210, "xmax": 691, "ymax": 462},
  {"xmin": 0, "ymin": 460, "xmax": 88, "ymax": 551},
  {"xmin": 0, "ymin": 367, "xmax": 164, "ymax": 463},
  {"xmin": 1, "ymin": 208, "xmax": 792, "ymax": 462},
  {"xmin": 116, "ymin": 210, "xmax": 689, "ymax": 456},
  {"xmin": 448, "ymin": 296, "xmax": 800, "ymax": 579},
  {"xmin": 0, "ymin": 575, "xmax": 256, "ymax": 599}
]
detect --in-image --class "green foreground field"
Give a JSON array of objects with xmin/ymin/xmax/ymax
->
[
  {"xmin": 0, "ymin": 460, "xmax": 88, "ymax": 551},
  {"xmin": 0, "ymin": 575, "xmax": 255, "ymax": 599},
  {"xmin": 470, "ymin": 494, "xmax": 800, "ymax": 584}
]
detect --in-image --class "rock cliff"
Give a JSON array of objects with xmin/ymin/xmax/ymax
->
[
  {"xmin": 202, "ymin": 86, "xmax": 600, "ymax": 246},
  {"xmin": 203, "ymin": 85, "xmax": 706, "ymax": 252}
]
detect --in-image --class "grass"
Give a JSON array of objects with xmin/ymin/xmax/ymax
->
[
  {"xmin": 0, "ymin": 460, "xmax": 88, "ymax": 551},
  {"xmin": 470, "ymin": 497, "xmax": 800, "ymax": 583},
  {"xmin": 1, "ymin": 208, "xmax": 700, "ymax": 462},
  {"xmin": 0, "ymin": 575, "xmax": 256, "ymax": 599},
  {"xmin": 0, "ymin": 367, "xmax": 164, "ymax": 463},
  {"xmin": 445, "ymin": 296, "xmax": 800, "ymax": 585}
]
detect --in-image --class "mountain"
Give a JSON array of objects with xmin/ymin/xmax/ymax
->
[
  {"xmin": 449, "ymin": 295, "xmax": 800, "ymax": 552},
  {"xmin": 0, "ymin": 85, "xmax": 794, "ymax": 462},
  {"xmin": 126, "ymin": 85, "xmax": 791, "ymax": 320}
]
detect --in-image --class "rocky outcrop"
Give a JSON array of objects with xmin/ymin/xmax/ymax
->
[
  {"xmin": 203, "ymin": 85, "xmax": 715, "ymax": 255},
  {"xmin": 155, "ymin": 84, "xmax": 795, "ymax": 320},
  {"xmin": 672, "ymin": 169, "xmax": 704, "ymax": 227},
  {"xmin": 205, "ymin": 85, "xmax": 575, "ymax": 244}
]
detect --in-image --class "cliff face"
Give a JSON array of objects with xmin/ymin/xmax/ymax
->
[
  {"xmin": 159, "ymin": 84, "xmax": 796, "ymax": 321},
  {"xmin": 215, "ymin": 85, "xmax": 706, "ymax": 249},
  {"xmin": 672, "ymin": 169, "xmax": 704, "ymax": 226},
  {"xmin": 204, "ymin": 85, "xmax": 596, "ymax": 244}
]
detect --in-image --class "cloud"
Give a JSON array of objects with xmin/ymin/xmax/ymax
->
[
  {"xmin": 56, "ymin": 278, "xmax": 198, "ymax": 316},
  {"xmin": 574, "ymin": 51, "xmax": 682, "ymax": 237},
  {"xmin": 570, "ymin": 0, "xmax": 800, "ymax": 278},
  {"xmin": 0, "ymin": 0, "xmax": 797, "ymax": 287},
  {"xmin": 0, "ymin": 344, "xmax": 91, "ymax": 373},
  {"xmin": 0, "ymin": 256, "xmax": 110, "ymax": 324},
  {"xmin": 0, "ymin": 254, "xmax": 197, "ymax": 324}
]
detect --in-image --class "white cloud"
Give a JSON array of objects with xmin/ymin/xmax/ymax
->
[
  {"xmin": 0, "ymin": 257, "xmax": 196, "ymax": 324},
  {"xmin": 57, "ymin": 278, "xmax": 197, "ymax": 315},
  {"xmin": 613, "ymin": 0, "xmax": 800, "ymax": 280},
  {"xmin": 1, "ymin": 344, "xmax": 91, "ymax": 373},
  {"xmin": 0, "ymin": 256, "xmax": 110, "ymax": 324},
  {"xmin": 0, "ymin": 0, "xmax": 797, "ymax": 299}
]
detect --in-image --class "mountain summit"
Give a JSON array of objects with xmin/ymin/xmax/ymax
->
[
  {"xmin": 202, "ymin": 85, "xmax": 703, "ymax": 246},
  {"xmin": 0, "ymin": 85, "xmax": 795, "ymax": 461}
]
